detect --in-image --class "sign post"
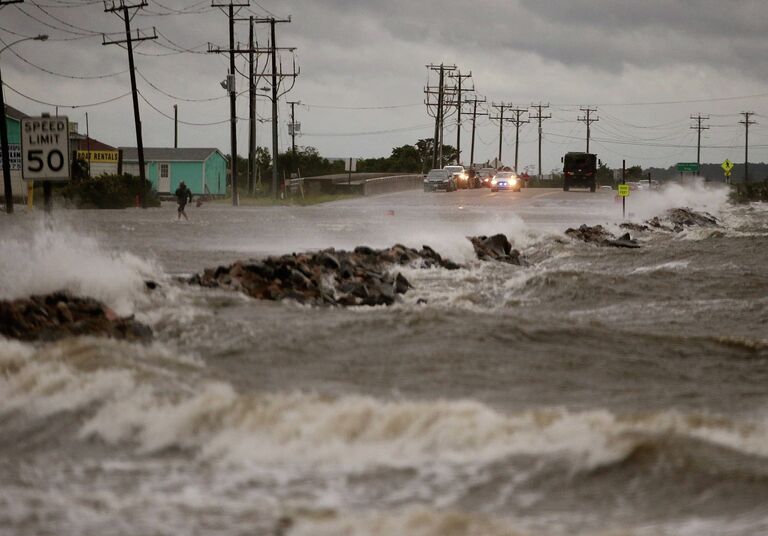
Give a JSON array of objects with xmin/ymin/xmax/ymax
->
[
  {"xmin": 345, "ymin": 157, "xmax": 357, "ymax": 186},
  {"xmin": 721, "ymin": 159, "xmax": 734, "ymax": 184},
  {"xmin": 21, "ymin": 115, "xmax": 71, "ymax": 213}
]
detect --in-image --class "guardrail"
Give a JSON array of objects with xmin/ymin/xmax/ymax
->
[
  {"xmin": 287, "ymin": 173, "xmax": 424, "ymax": 197},
  {"xmin": 361, "ymin": 174, "xmax": 423, "ymax": 196}
]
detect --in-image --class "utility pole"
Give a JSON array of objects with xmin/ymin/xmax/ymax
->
[
  {"xmin": 449, "ymin": 71, "xmax": 472, "ymax": 166},
  {"xmin": 739, "ymin": 112, "xmax": 757, "ymax": 184},
  {"xmin": 247, "ymin": 16, "xmax": 255, "ymax": 194},
  {"xmin": 173, "ymin": 104, "xmax": 178, "ymax": 148},
  {"xmin": 425, "ymin": 64, "xmax": 456, "ymax": 169},
  {"xmin": 464, "ymin": 95, "xmax": 488, "ymax": 169},
  {"xmin": 578, "ymin": 106, "xmax": 598, "ymax": 153},
  {"xmin": 690, "ymin": 114, "xmax": 709, "ymax": 169},
  {"xmin": 103, "ymin": 0, "xmax": 157, "ymax": 208},
  {"xmin": 287, "ymin": 100, "xmax": 300, "ymax": 157},
  {"xmin": 490, "ymin": 102, "xmax": 516, "ymax": 164},
  {"xmin": 213, "ymin": 15, "xmax": 297, "ymax": 201},
  {"xmin": 530, "ymin": 102, "xmax": 551, "ymax": 180},
  {"xmin": 506, "ymin": 107, "xmax": 529, "ymax": 172},
  {"xmin": 209, "ymin": 1, "xmax": 249, "ymax": 206},
  {"xmin": 2, "ymin": 30, "xmax": 48, "ymax": 214}
]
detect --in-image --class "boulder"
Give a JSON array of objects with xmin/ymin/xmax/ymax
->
[
  {"xmin": 468, "ymin": 234, "xmax": 525, "ymax": 265},
  {"xmin": 0, "ymin": 292, "xmax": 152, "ymax": 343},
  {"xmin": 565, "ymin": 225, "xmax": 640, "ymax": 248}
]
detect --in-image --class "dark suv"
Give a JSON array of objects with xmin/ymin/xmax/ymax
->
[{"xmin": 563, "ymin": 152, "xmax": 597, "ymax": 192}]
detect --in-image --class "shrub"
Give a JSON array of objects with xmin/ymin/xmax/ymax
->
[{"xmin": 61, "ymin": 174, "xmax": 161, "ymax": 209}]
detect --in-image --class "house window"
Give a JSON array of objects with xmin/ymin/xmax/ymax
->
[{"xmin": 160, "ymin": 163, "xmax": 169, "ymax": 178}]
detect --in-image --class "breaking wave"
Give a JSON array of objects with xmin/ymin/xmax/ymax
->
[
  {"xmin": 3, "ymin": 342, "xmax": 767, "ymax": 478},
  {"xmin": 0, "ymin": 224, "xmax": 162, "ymax": 316}
]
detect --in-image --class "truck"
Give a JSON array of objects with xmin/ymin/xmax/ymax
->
[{"xmin": 562, "ymin": 152, "xmax": 597, "ymax": 192}]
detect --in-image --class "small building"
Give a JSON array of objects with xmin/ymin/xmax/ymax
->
[
  {"xmin": 120, "ymin": 147, "xmax": 228, "ymax": 195},
  {"xmin": 72, "ymin": 129, "xmax": 119, "ymax": 177}
]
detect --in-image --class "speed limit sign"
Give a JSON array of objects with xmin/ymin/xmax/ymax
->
[{"xmin": 21, "ymin": 116, "xmax": 71, "ymax": 181}]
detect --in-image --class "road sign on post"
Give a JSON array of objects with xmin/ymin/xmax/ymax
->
[
  {"xmin": 617, "ymin": 184, "xmax": 630, "ymax": 197},
  {"xmin": 21, "ymin": 116, "xmax": 71, "ymax": 214},
  {"xmin": 21, "ymin": 116, "xmax": 71, "ymax": 182},
  {"xmin": 676, "ymin": 162, "xmax": 699, "ymax": 174}
]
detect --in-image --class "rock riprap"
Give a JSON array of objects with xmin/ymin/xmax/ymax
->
[
  {"xmin": 565, "ymin": 225, "xmax": 641, "ymax": 248},
  {"xmin": 0, "ymin": 292, "xmax": 152, "ymax": 342},
  {"xmin": 188, "ymin": 244, "xmax": 461, "ymax": 307}
]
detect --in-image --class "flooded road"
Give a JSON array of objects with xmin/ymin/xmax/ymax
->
[{"xmin": 1, "ymin": 185, "xmax": 767, "ymax": 536}]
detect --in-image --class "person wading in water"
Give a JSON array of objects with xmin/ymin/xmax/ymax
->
[{"xmin": 175, "ymin": 181, "xmax": 193, "ymax": 220}]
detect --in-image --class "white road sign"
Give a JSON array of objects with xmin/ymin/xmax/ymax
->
[
  {"xmin": 344, "ymin": 158, "xmax": 357, "ymax": 172},
  {"xmin": 21, "ymin": 116, "xmax": 71, "ymax": 181},
  {"xmin": 0, "ymin": 143, "xmax": 21, "ymax": 170}
]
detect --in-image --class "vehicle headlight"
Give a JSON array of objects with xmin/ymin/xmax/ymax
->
[
  {"xmin": 491, "ymin": 179, "xmax": 497, "ymax": 185},
  {"xmin": 511, "ymin": 178, "xmax": 517, "ymax": 185}
]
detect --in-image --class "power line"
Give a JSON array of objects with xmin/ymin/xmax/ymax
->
[{"xmin": 3, "ymin": 81, "xmax": 131, "ymax": 107}]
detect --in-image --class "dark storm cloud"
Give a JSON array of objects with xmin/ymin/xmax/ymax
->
[{"xmin": 2, "ymin": 0, "xmax": 767, "ymax": 168}]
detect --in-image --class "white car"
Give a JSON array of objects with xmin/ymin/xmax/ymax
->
[{"xmin": 444, "ymin": 165, "xmax": 469, "ymax": 189}]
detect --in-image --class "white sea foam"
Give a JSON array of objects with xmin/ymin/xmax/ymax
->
[
  {"xmin": 4, "ymin": 340, "xmax": 768, "ymax": 474},
  {"xmin": 0, "ymin": 224, "xmax": 162, "ymax": 316},
  {"xmin": 630, "ymin": 260, "xmax": 690, "ymax": 274},
  {"xmin": 621, "ymin": 180, "xmax": 729, "ymax": 222}
]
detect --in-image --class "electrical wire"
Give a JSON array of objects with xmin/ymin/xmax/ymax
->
[{"xmin": 3, "ymin": 81, "xmax": 131, "ymax": 108}]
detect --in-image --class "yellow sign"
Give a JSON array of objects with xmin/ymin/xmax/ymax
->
[
  {"xmin": 725, "ymin": 170, "xmax": 732, "ymax": 177},
  {"xmin": 618, "ymin": 184, "xmax": 630, "ymax": 197},
  {"xmin": 77, "ymin": 150, "xmax": 119, "ymax": 163},
  {"xmin": 721, "ymin": 159, "xmax": 734, "ymax": 173}
]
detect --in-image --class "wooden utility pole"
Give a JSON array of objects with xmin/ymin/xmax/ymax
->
[
  {"xmin": 448, "ymin": 70, "xmax": 471, "ymax": 166},
  {"xmin": 209, "ymin": 1, "xmax": 249, "ymax": 206},
  {"xmin": 212, "ymin": 15, "xmax": 297, "ymax": 200},
  {"xmin": 690, "ymin": 114, "xmax": 709, "ymax": 168},
  {"xmin": 464, "ymin": 95, "xmax": 488, "ymax": 169},
  {"xmin": 103, "ymin": 0, "xmax": 157, "ymax": 208},
  {"xmin": 739, "ymin": 112, "xmax": 757, "ymax": 183},
  {"xmin": 287, "ymin": 100, "xmax": 300, "ymax": 157},
  {"xmin": 578, "ymin": 106, "xmax": 598, "ymax": 153},
  {"xmin": 490, "ymin": 102, "xmax": 515, "ymax": 164},
  {"xmin": 530, "ymin": 102, "xmax": 551, "ymax": 180},
  {"xmin": 425, "ymin": 64, "xmax": 456, "ymax": 169},
  {"xmin": 247, "ymin": 16, "xmax": 255, "ymax": 194},
  {"xmin": 173, "ymin": 104, "xmax": 178, "ymax": 148},
  {"xmin": 506, "ymin": 107, "xmax": 529, "ymax": 172}
]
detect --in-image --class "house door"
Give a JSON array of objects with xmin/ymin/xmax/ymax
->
[{"xmin": 158, "ymin": 163, "xmax": 171, "ymax": 192}]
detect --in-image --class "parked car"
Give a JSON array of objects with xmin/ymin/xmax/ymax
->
[
  {"xmin": 491, "ymin": 171, "xmax": 522, "ymax": 192},
  {"xmin": 424, "ymin": 169, "xmax": 456, "ymax": 192}
]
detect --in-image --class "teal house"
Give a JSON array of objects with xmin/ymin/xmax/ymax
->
[{"xmin": 120, "ymin": 147, "xmax": 228, "ymax": 195}]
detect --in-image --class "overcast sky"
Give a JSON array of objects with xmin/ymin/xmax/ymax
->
[{"xmin": 2, "ymin": 0, "xmax": 768, "ymax": 173}]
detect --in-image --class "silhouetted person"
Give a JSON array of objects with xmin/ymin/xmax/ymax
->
[{"xmin": 175, "ymin": 181, "xmax": 193, "ymax": 220}]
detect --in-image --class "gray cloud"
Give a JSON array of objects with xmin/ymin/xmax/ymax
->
[{"xmin": 1, "ymin": 0, "xmax": 767, "ymax": 171}]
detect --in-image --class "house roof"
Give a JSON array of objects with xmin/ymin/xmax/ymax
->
[
  {"xmin": 120, "ymin": 147, "xmax": 224, "ymax": 163},
  {"xmin": 72, "ymin": 133, "xmax": 116, "ymax": 151},
  {"xmin": 4, "ymin": 104, "xmax": 29, "ymax": 122}
]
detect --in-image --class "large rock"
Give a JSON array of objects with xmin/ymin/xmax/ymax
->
[
  {"xmin": 665, "ymin": 208, "xmax": 720, "ymax": 229},
  {"xmin": 468, "ymin": 234, "xmax": 526, "ymax": 265},
  {"xmin": 188, "ymin": 244, "xmax": 460, "ymax": 307},
  {"xmin": 565, "ymin": 225, "xmax": 640, "ymax": 248},
  {"xmin": 0, "ymin": 292, "xmax": 152, "ymax": 342}
]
